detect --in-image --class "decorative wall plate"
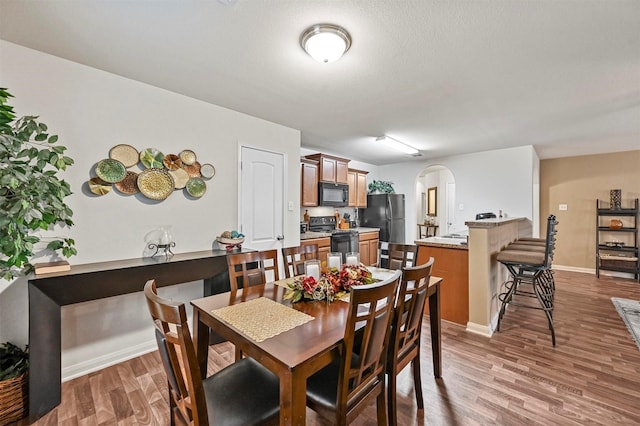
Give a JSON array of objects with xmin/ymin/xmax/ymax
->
[
  {"xmin": 88, "ymin": 177, "xmax": 112, "ymax": 195},
  {"xmin": 179, "ymin": 149, "xmax": 197, "ymax": 165},
  {"xmin": 168, "ymin": 168, "xmax": 190, "ymax": 189},
  {"xmin": 163, "ymin": 154, "xmax": 182, "ymax": 170},
  {"xmin": 200, "ymin": 163, "xmax": 216, "ymax": 179},
  {"xmin": 109, "ymin": 144, "xmax": 139, "ymax": 168},
  {"xmin": 95, "ymin": 159, "xmax": 127, "ymax": 183},
  {"xmin": 115, "ymin": 171, "xmax": 139, "ymax": 194},
  {"xmin": 139, "ymin": 148, "xmax": 165, "ymax": 168},
  {"xmin": 182, "ymin": 161, "xmax": 201, "ymax": 178},
  {"xmin": 186, "ymin": 177, "xmax": 206, "ymax": 198},
  {"xmin": 137, "ymin": 169, "xmax": 175, "ymax": 200}
]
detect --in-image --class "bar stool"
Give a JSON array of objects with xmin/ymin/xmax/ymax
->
[{"xmin": 496, "ymin": 215, "xmax": 559, "ymax": 345}]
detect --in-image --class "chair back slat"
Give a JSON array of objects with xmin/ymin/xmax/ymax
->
[
  {"xmin": 227, "ymin": 249, "xmax": 280, "ymax": 291},
  {"xmin": 387, "ymin": 243, "xmax": 418, "ymax": 270},
  {"xmin": 281, "ymin": 245, "xmax": 319, "ymax": 278}
]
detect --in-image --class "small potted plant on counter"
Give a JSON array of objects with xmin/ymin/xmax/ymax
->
[{"xmin": 0, "ymin": 342, "xmax": 29, "ymax": 425}]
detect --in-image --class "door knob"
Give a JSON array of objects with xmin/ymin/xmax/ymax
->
[{"xmin": 276, "ymin": 235, "xmax": 284, "ymax": 241}]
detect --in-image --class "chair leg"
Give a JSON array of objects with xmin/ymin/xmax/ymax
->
[
  {"xmin": 387, "ymin": 369, "xmax": 398, "ymax": 426},
  {"xmin": 412, "ymin": 357, "xmax": 424, "ymax": 410},
  {"xmin": 377, "ymin": 383, "xmax": 389, "ymax": 426}
]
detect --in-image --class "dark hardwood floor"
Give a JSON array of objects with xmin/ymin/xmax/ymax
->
[{"xmin": 18, "ymin": 271, "xmax": 640, "ymax": 425}]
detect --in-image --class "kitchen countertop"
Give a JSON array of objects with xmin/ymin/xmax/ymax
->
[
  {"xmin": 300, "ymin": 227, "xmax": 380, "ymax": 240},
  {"xmin": 415, "ymin": 236, "xmax": 469, "ymax": 250}
]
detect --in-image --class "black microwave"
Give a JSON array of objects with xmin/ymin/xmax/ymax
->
[{"xmin": 318, "ymin": 182, "xmax": 349, "ymax": 207}]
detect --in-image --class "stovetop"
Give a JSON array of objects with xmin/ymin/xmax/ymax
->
[{"xmin": 308, "ymin": 216, "xmax": 336, "ymax": 232}]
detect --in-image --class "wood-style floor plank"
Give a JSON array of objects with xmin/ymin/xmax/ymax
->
[{"xmin": 17, "ymin": 270, "xmax": 640, "ymax": 425}]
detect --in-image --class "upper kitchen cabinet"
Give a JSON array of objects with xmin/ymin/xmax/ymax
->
[
  {"xmin": 305, "ymin": 153, "xmax": 349, "ymax": 184},
  {"xmin": 347, "ymin": 168, "xmax": 369, "ymax": 207},
  {"xmin": 301, "ymin": 158, "xmax": 319, "ymax": 207}
]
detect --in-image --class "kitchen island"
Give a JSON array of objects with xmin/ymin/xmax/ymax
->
[{"xmin": 416, "ymin": 236, "xmax": 469, "ymax": 325}]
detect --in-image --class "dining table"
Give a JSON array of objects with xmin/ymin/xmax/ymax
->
[{"xmin": 190, "ymin": 267, "xmax": 444, "ymax": 426}]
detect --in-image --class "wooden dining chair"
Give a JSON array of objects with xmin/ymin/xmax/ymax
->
[
  {"xmin": 306, "ymin": 270, "xmax": 401, "ymax": 425},
  {"xmin": 281, "ymin": 244, "xmax": 318, "ymax": 278},
  {"xmin": 226, "ymin": 249, "xmax": 280, "ymax": 291},
  {"xmin": 387, "ymin": 243, "xmax": 418, "ymax": 270},
  {"xmin": 387, "ymin": 257, "xmax": 434, "ymax": 426},
  {"xmin": 143, "ymin": 280, "xmax": 280, "ymax": 426}
]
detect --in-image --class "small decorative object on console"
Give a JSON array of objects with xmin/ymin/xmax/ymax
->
[{"xmin": 216, "ymin": 230, "xmax": 245, "ymax": 251}]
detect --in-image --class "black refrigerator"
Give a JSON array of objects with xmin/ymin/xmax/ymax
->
[{"xmin": 359, "ymin": 194, "xmax": 405, "ymax": 243}]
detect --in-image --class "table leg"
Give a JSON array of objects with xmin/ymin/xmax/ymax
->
[
  {"xmin": 192, "ymin": 309, "xmax": 208, "ymax": 379},
  {"xmin": 428, "ymin": 285, "xmax": 442, "ymax": 378},
  {"xmin": 280, "ymin": 370, "xmax": 306, "ymax": 426}
]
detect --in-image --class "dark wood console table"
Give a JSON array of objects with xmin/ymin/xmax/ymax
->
[{"xmin": 27, "ymin": 249, "xmax": 242, "ymax": 421}]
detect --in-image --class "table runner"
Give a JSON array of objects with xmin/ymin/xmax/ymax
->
[{"xmin": 212, "ymin": 297, "xmax": 314, "ymax": 342}]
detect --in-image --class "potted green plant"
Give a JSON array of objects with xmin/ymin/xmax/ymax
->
[
  {"xmin": 0, "ymin": 342, "xmax": 28, "ymax": 425},
  {"xmin": 368, "ymin": 180, "xmax": 395, "ymax": 194},
  {"xmin": 0, "ymin": 88, "xmax": 76, "ymax": 280}
]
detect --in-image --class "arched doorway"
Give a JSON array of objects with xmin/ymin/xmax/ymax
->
[{"xmin": 415, "ymin": 165, "xmax": 455, "ymax": 238}]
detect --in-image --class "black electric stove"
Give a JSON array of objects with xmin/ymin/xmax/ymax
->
[
  {"xmin": 308, "ymin": 216, "xmax": 337, "ymax": 232},
  {"xmin": 309, "ymin": 216, "xmax": 359, "ymax": 254}
]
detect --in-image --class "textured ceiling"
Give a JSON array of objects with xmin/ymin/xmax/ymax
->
[{"xmin": 1, "ymin": 1, "xmax": 639, "ymax": 165}]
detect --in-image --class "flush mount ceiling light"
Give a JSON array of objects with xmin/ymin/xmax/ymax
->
[
  {"xmin": 300, "ymin": 24, "xmax": 352, "ymax": 63},
  {"xmin": 376, "ymin": 136, "xmax": 419, "ymax": 155}
]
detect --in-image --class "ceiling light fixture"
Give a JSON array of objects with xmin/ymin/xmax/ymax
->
[
  {"xmin": 300, "ymin": 24, "xmax": 352, "ymax": 63},
  {"xmin": 376, "ymin": 136, "xmax": 419, "ymax": 155}
]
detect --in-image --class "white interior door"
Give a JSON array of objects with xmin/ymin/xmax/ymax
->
[{"xmin": 240, "ymin": 146, "xmax": 285, "ymax": 251}]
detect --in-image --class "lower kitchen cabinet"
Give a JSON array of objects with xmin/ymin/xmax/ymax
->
[
  {"xmin": 416, "ymin": 244, "xmax": 469, "ymax": 325},
  {"xmin": 301, "ymin": 237, "xmax": 330, "ymax": 264},
  {"xmin": 358, "ymin": 231, "xmax": 379, "ymax": 266}
]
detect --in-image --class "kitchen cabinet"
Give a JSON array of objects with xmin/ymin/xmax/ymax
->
[
  {"xmin": 416, "ymin": 244, "xmax": 469, "ymax": 325},
  {"xmin": 305, "ymin": 153, "xmax": 349, "ymax": 184},
  {"xmin": 358, "ymin": 231, "xmax": 379, "ymax": 266},
  {"xmin": 301, "ymin": 237, "xmax": 330, "ymax": 264},
  {"xmin": 596, "ymin": 198, "xmax": 639, "ymax": 281},
  {"xmin": 300, "ymin": 158, "xmax": 318, "ymax": 207},
  {"xmin": 347, "ymin": 168, "xmax": 368, "ymax": 207}
]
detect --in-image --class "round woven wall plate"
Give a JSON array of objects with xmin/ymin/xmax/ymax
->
[
  {"xmin": 179, "ymin": 149, "xmax": 197, "ymax": 165},
  {"xmin": 115, "ymin": 171, "xmax": 139, "ymax": 195},
  {"xmin": 139, "ymin": 148, "xmax": 165, "ymax": 169},
  {"xmin": 95, "ymin": 159, "xmax": 127, "ymax": 183},
  {"xmin": 200, "ymin": 163, "xmax": 216, "ymax": 179},
  {"xmin": 88, "ymin": 177, "xmax": 112, "ymax": 196},
  {"xmin": 109, "ymin": 144, "xmax": 139, "ymax": 168},
  {"xmin": 137, "ymin": 169, "xmax": 175, "ymax": 200},
  {"xmin": 186, "ymin": 177, "xmax": 206, "ymax": 198},
  {"xmin": 168, "ymin": 168, "xmax": 190, "ymax": 189}
]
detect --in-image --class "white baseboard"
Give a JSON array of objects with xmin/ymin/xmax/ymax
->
[
  {"xmin": 62, "ymin": 340, "xmax": 157, "ymax": 382},
  {"xmin": 466, "ymin": 321, "xmax": 493, "ymax": 337},
  {"xmin": 553, "ymin": 264, "xmax": 635, "ymax": 279},
  {"xmin": 552, "ymin": 264, "xmax": 594, "ymax": 274}
]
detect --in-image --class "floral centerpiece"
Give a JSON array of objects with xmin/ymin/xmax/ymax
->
[{"xmin": 284, "ymin": 263, "xmax": 375, "ymax": 303}]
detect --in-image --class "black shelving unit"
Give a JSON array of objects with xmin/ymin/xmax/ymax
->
[{"xmin": 596, "ymin": 198, "xmax": 639, "ymax": 281}]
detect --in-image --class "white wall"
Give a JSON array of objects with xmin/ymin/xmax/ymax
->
[
  {"xmin": 0, "ymin": 41, "xmax": 300, "ymax": 379},
  {"xmin": 378, "ymin": 146, "xmax": 539, "ymax": 242}
]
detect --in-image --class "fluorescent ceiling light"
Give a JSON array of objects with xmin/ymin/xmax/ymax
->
[
  {"xmin": 376, "ymin": 136, "xmax": 419, "ymax": 155},
  {"xmin": 301, "ymin": 24, "xmax": 352, "ymax": 63}
]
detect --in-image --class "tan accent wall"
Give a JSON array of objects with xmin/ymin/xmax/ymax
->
[{"xmin": 540, "ymin": 150, "xmax": 640, "ymax": 270}]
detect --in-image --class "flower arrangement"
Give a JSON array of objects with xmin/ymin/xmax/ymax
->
[{"xmin": 284, "ymin": 264, "xmax": 375, "ymax": 303}]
